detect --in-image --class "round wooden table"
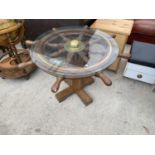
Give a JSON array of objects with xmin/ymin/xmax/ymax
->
[{"xmin": 29, "ymin": 27, "xmax": 119, "ymax": 105}]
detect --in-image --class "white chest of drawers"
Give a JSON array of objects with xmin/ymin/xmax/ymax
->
[{"xmin": 124, "ymin": 62, "xmax": 155, "ymax": 84}]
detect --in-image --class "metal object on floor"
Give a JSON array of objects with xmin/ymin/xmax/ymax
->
[
  {"xmin": 28, "ymin": 27, "xmax": 119, "ymax": 105},
  {"xmin": 0, "ymin": 19, "xmax": 36, "ymax": 79}
]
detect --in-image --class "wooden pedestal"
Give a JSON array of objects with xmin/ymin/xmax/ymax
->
[
  {"xmin": 55, "ymin": 77, "xmax": 94, "ymax": 106},
  {"xmin": 51, "ymin": 72, "xmax": 112, "ymax": 106}
]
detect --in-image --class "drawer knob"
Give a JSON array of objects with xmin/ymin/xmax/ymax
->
[{"xmin": 137, "ymin": 74, "xmax": 143, "ymax": 79}]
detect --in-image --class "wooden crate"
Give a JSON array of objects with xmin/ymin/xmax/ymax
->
[{"xmin": 91, "ymin": 19, "xmax": 134, "ymax": 72}]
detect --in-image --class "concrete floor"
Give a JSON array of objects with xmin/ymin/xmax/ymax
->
[{"xmin": 0, "ymin": 45, "xmax": 155, "ymax": 135}]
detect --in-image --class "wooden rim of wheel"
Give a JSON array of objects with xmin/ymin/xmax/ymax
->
[{"xmin": 30, "ymin": 27, "xmax": 119, "ymax": 78}]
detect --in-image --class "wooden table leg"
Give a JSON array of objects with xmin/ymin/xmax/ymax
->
[
  {"xmin": 56, "ymin": 86, "xmax": 74, "ymax": 102},
  {"xmin": 54, "ymin": 77, "xmax": 94, "ymax": 105},
  {"xmin": 76, "ymin": 89, "xmax": 93, "ymax": 106}
]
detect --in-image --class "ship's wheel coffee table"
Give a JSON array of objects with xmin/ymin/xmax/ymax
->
[{"xmin": 28, "ymin": 27, "xmax": 119, "ymax": 105}]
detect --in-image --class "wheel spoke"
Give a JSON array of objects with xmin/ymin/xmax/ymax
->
[
  {"xmin": 84, "ymin": 46, "xmax": 89, "ymax": 52},
  {"xmin": 83, "ymin": 41, "xmax": 89, "ymax": 51},
  {"xmin": 78, "ymin": 52, "xmax": 89, "ymax": 63},
  {"xmin": 46, "ymin": 43, "xmax": 64, "ymax": 48},
  {"xmin": 51, "ymin": 48, "xmax": 65, "ymax": 58},
  {"xmin": 58, "ymin": 33, "xmax": 70, "ymax": 42},
  {"xmin": 66, "ymin": 53, "xmax": 74, "ymax": 63},
  {"xmin": 52, "ymin": 28, "xmax": 69, "ymax": 42},
  {"xmin": 77, "ymin": 25, "xmax": 88, "ymax": 40},
  {"xmin": 89, "ymin": 38, "xmax": 101, "ymax": 44}
]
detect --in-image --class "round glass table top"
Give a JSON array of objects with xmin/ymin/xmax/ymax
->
[{"xmin": 30, "ymin": 27, "xmax": 119, "ymax": 78}]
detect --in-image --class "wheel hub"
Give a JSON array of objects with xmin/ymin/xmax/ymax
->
[{"xmin": 64, "ymin": 39, "xmax": 85, "ymax": 53}]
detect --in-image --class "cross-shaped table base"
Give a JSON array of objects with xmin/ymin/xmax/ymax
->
[
  {"xmin": 55, "ymin": 77, "xmax": 94, "ymax": 106},
  {"xmin": 51, "ymin": 72, "xmax": 112, "ymax": 106}
]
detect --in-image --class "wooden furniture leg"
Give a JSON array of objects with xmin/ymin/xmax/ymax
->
[
  {"xmin": 56, "ymin": 86, "xmax": 75, "ymax": 102},
  {"xmin": 76, "ymin": 89, "xmax": 92, "ymax": 106},
  {"xmin": 55, "ymin": 77, "xmax": 94, "ymax": 105},
  {"xmin": 52, "ymin": 73, "xmax": 112, "ymax": 105}
]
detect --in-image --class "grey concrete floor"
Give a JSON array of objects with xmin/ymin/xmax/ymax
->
[{"xmin": 0, "ymin": 45, "xmax": 155, "ymax": 135}]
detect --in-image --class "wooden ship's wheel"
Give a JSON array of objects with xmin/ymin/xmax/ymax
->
[
  {"xmin": 27, "ymin": 26, "xmax": 119, "ymax": 105},
  {"xmin": 0, "ymin": 19, "xmax": 36, "ymax": 79}
]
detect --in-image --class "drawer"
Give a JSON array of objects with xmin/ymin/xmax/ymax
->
[{"xmin": 123, "ymin": 63, "xmax": 155, "ymax": 84}]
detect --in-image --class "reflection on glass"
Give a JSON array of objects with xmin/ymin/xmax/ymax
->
[{"xmin": 30, "ymin": 27, "xmax": 118, "ymax": 78}]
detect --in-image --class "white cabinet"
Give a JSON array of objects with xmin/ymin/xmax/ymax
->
[{"xmin": 123, "ymin": 62, "xmax": 155, "ymax": 84}]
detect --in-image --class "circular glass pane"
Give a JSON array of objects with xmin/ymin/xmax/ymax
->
[{"xmin": 30, "ymin": 27, "xmax": 119, "ymax": 78}]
